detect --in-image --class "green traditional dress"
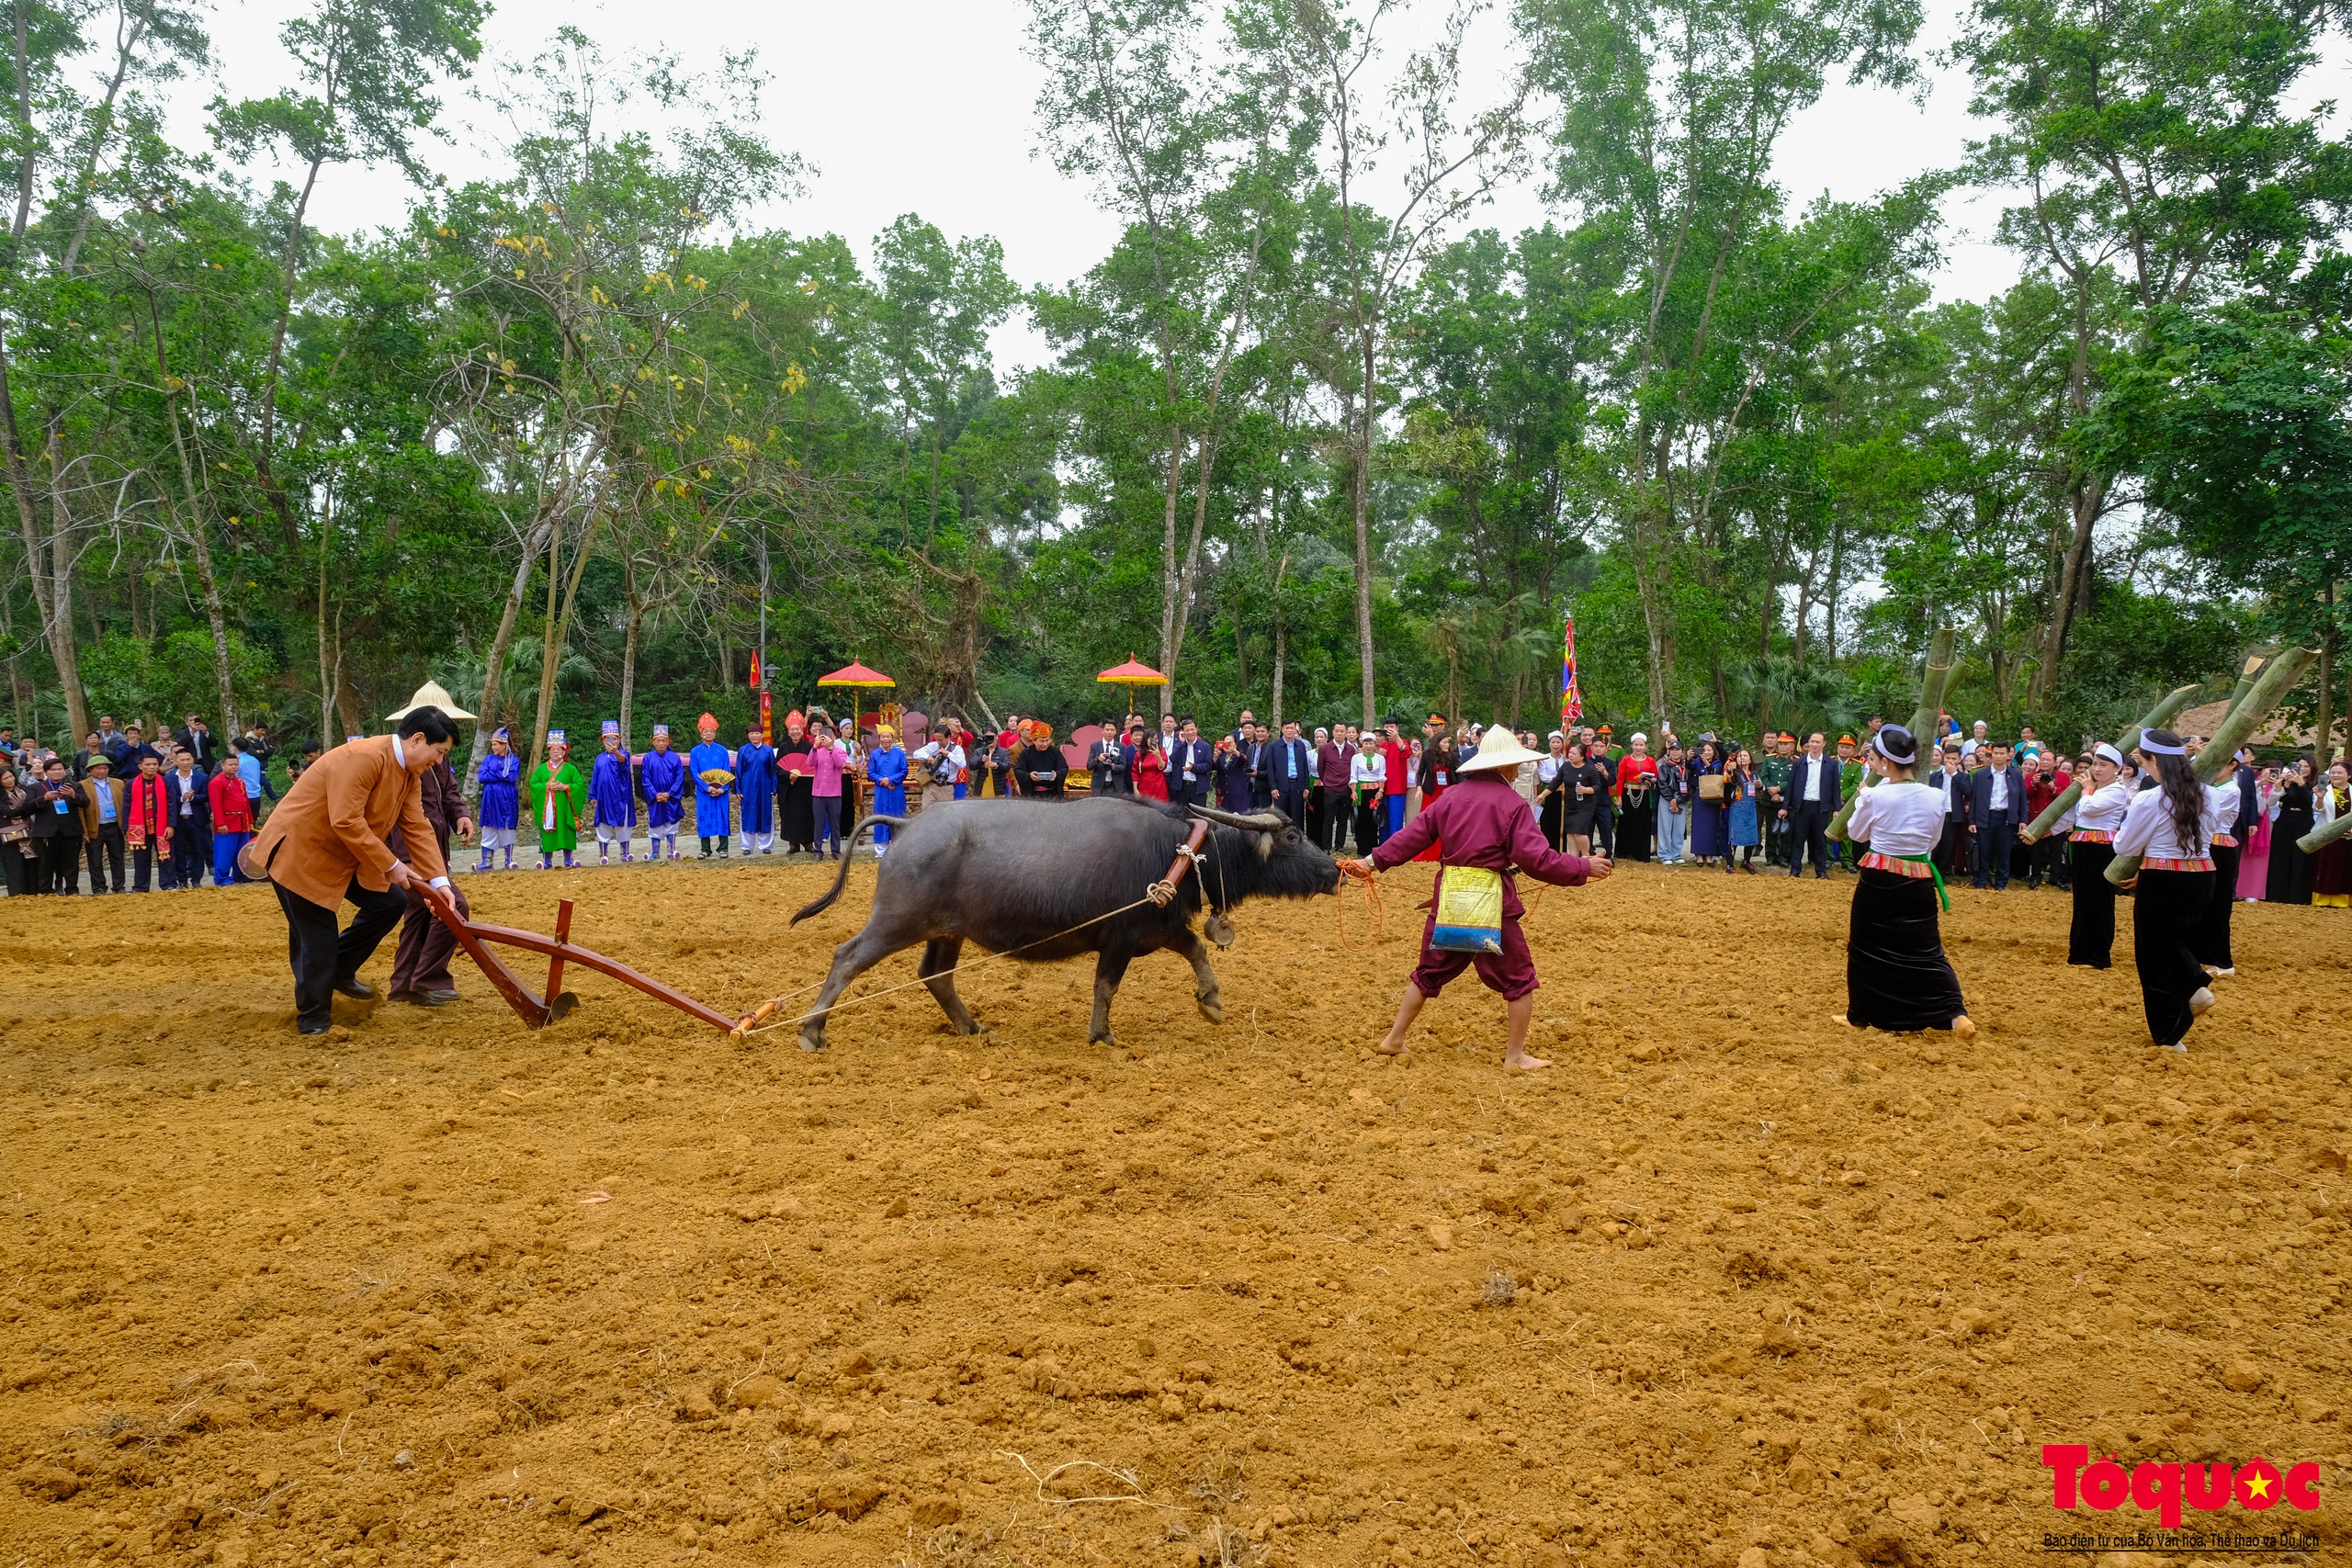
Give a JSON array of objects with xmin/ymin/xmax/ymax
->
[{"xmin": 528, "ymin": 760, "xmax": 585, "ymax": 852}]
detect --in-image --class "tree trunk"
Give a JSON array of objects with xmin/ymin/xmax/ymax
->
[
  {"xmin": 529, "ymin": 512, "xmax": 569, "ymax": 761},
  {"xmin": 620, "ymin": 583, "xmax": 644, "ymax": 747},
  {"xmin": 152, "ymin": 297, "xmax": 240, "ymax": 736},
  {"xmin": 2313, "ymin": 589, "xmax": 2337, "ymax": 775},
  {"xmin": 1350, "ymin": 395, "xmax": 1376, "ymax": 729},
  {"xmin": 463, "ymin": 516, "xmax": 553, "ymax": 805},
  {"xmin": 2035, "ymin": 479, "xmax": 2101, "ymax": 706},
  {"xmin": 1156, "ymin": 430, "xmax": 1187, "ymax": 716}
]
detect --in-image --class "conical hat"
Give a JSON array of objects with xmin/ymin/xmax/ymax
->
[
  {"xmin": 385, "ymin": 679, "xmax": 476, "ymax": 722},
  {"xmin": 1457, "ymin": 719, "xmax": 1544, "ymax": 773}
]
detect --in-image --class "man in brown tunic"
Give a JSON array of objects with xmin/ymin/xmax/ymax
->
[{"xmin": 388, "ymin": 746, "xmax": 476, "ymax": 1005}]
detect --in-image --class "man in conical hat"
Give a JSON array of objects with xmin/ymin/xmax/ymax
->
[
  {"xmin": 382, "ymin": 681, "xmax": 477, "ymax": 1007},
  {"xmin": 1341, "ymin": 717, "xmax": 1611, "ymax": 1071}
]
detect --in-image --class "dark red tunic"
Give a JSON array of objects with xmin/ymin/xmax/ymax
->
[{"xmin": 1370, "ymin": 773, "xmax": 1593, "ymax": 998}]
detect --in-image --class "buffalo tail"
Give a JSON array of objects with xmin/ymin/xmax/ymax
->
[{"xmin": 787, "ymin": 814, "xmax": 910, "ymax": 925}]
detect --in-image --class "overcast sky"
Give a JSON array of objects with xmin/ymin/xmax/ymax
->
[{"xmin": 174, "ymin": 0, "xmax": 2346, "ymax": 369}]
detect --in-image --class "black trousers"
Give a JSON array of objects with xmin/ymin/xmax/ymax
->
[
  {"xmin": 1, "ymin": 845, "xmax": 27, "ymax": 895},
  {"xmin": 38, "ymin": 836, "xmax": 84, "ymax": 893},
  {"xmin": 131, "ymin": 844, "xmax": 173, "ymax": 892},
  {"xmin": 170, "ymin": 826, "xmax": 209, "ymax": 888},
  {"xmin": 273, "ymin": 876, "xmax": 411, "ymax": 1030},
  {"xmin": 1595, "ymin": 800, "xmax": 1616, "ymax": 857},
  {"xmin": 1786, "ymin": 805, "xmax": 1833, "ymax": 877},
  {"xmin": 1934, "ymin": 818, "xmax": 1969, "ymax": 880},
  {"xmin": 84, "ymin": 823, "xmax": 126, "ymax": 893},
  {"xmin": 1973, "ymin": 817, "xmax": 2016, "ymax": 887},
  {"xmin": 2132, "ymin": 868, "xmax": 2213, "ymax": 1047},
  {"xmin": 1317, "ymin": 784, "xmax": 1349, "ymax": 852},
  {"xmin": 1352, "ymin": 794, "xmax": 1383, "ymax": 856},
  {"xmin": 1273, "ymin": 786, "xmax": 1308, "ymax": 832},
  {"xmin": 2193, "ymin": 841, "xmax": 2239, "ymax": 971},
  {"xmin": 2067, "ymin": 840, "xmax": 2117, "ymax": 967}
]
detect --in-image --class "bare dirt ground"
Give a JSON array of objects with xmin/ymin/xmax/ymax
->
[{"xmin": 1, "ymin": 854, "xmax": 2346, "ymax": 1568}]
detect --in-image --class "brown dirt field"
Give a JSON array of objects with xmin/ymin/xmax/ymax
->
[{"xmin": 2, "ymin": 857, "xmax": 2347, "ymax": 1568}]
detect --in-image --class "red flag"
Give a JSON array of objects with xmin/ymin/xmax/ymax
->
[{"xmin": 748, "ymin": 650, "xmax": 763, "ymax": 690}]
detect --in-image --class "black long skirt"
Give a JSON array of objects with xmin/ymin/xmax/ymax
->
[
  {"xmin": 2067, "ymin": 840, "xmax": 2117, "ymax": 967},
  {"xmin": 1537, "ymin": 792, "xmax": 1567, "ymax": 850},
  {"xmin": 1618, "ymin": 798, "xmax": 1655, "ymax": 862},
  {"xmin": 2193, "ymin": 842, "xmax": 2239, "ymax": 969},
  {"xmin": 1847, "ymin": 868, "xmax": 1967, "ymax": 1032},
  {"xmin": 781, "ymin": 775, "xmax": 816, "ymax": 851},
  {"xmin": 2267, "ymin": 807, "xmax": 2314, "ymax": 902},
  {"xmin": 2132, "ymin": 867, "xmax": 2213, "ymax": 1047}
]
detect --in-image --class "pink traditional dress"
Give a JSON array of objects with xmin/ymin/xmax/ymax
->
[{"xmin": 2235, "ymin": 780, "xmax": 2273, "ymax": 901}]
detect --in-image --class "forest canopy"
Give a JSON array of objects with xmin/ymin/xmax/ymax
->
[{"xmin": 6, "ymin": 0, "xmax": 2350, "ymax": 784}]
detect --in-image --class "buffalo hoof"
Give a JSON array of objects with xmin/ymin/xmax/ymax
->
[
  {"xmin": 797, "ymin": 1034, "xmax": 829, "ymax": 1054},
  {"xmin": 1195, "ymin": 993, "xmax": 1223, "ymax": 1024},
  {"xmin": 1091, "ymin": 1031, "xmax": 1115, "ymax": 1049}
]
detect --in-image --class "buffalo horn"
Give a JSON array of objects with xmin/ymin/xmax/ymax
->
[{"xmin": 1187, "ymin": 804, "xmax": 1290, "ymax": 833}]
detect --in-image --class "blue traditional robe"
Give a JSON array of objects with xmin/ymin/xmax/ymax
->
[
  {"xmin": 639, "ymin": 745, "xmax": 687, "ymax": 829},
  {"xmin": 736, "ymin": 740, "xmax": 777, "ymax": 833},
  {"xmin": 867, "ymin": 742, "xmax": 909, "ymax": 845},
  {"xmin": 476, "ymin": 752, "xmax": 522, "ymax": 830},
  {"xmin": 588, "ymin": 748, "xmax": 637, "ymax": 829},
  {"xmin": 690, "ymin": 740, "xmax": 735, "ymax": 836}
]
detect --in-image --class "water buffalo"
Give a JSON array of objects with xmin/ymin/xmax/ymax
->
[{"xmin": 786, "ymin": 797, "xmax": 1340, "ymax": 1051}]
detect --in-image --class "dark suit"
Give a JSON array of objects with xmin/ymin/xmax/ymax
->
[
  {"xmin": 1925, "ymin": 768, "xmax": 1973, "ymax": 880},
  {"xmin": 1166, "ymin": 738, "xmax": 1213, "ymax": 808},
  {"xmin": 175, "ymin": 726, "xmax": 220, "ymax": 771},
  {"xmin": 1783, "ymin": 754, "xmax": 1842, "ymax": 877},
  {"xmin": 164, "ymin": 769, "xmax": 212, "ymax": 889},
  {"xmin": 1088, "ymin": 740, "xmax": 1134, "ymax": 795},
  {"xmin": 1259, "ymin": 738, "xmax": 1314, "ymax": 829},
  {"xmin": 1966, "ymin": 764, "xmax": 2027, "ymax": 888}
]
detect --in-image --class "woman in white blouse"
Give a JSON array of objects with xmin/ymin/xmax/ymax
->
[
  {"xmin": 1840, "ymin": 724, "xmax": 1975, "ymax": 1040},
  {"xmin": 2066, "ymin": 743, "xmax": 2133, "ymax": 968},
  {"xmin": 2111, "ymin": 728, "xmax": 2220, "ymax": 1049}
]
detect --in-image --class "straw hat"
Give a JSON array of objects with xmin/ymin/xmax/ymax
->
[
  {"xmin": 1458, "ymin": 718, "xmax": 1544, "ymax": 773},
  {"xmin": 384, "ymin": 679, "xmax": 476, "ymax": 722}
]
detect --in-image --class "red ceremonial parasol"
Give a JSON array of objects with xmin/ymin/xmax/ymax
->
[
  {"xmin": 1096, "ymin": 654, "xmax": 1167, "ymax": 717},
  {"xmin": 817, "ymin": 661, "xmax": 896, "ymax": 812}
]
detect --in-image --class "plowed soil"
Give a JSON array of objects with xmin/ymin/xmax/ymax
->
[{"xmin": 2, "ymin": 855, "xmax": 2347, "ymax": 1568}]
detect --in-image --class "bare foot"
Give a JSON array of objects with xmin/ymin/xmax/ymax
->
[
  {"xmin": 1503, "ymin": 1052, "xmax": 1553, "ymax": 1071},
  {"xmin": 1951, "ymin": 1014, "xmax": 1978, "ymax": 1043},
  {"xmin": 1374, "ymin": 1039, "xmax": 1409, "ymax": 1057}
]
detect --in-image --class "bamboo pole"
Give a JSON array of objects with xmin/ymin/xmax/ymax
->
[
  {"xmin": 2109, "ymin": 647, "xmax": 2318, "ymax": 886},
  {"xmin": 2020, "ymin": 683, "xmax": 2199, "ymax": 843},
  {"xmin": 2299, "ymin": 808, "xmax": 2352, "ymax": 856},
  {"xmin": 1829, "ymin": 626, "xmax": 1953, "ymax": 843}
]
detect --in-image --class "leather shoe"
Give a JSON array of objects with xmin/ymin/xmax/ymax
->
[
  {"xmin": 396, "ymin": 989, "xmax": 457, "ymax": 1007},
  {"xmin": 334, "ymin": 978, "xmax": 374, "ymax": 1000},
  {"xmin": 298, "ymin": 1020, "xmax": 331, "ymax": 1035}
]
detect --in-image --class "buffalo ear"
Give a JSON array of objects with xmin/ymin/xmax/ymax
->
[{"xmin": 1255, "ymin": 832, "xmax": 1273, "ymax": 863}]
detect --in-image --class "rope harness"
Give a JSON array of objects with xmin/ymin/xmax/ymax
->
[{"xmin": 729, "ymin": 821, "xmax": 1216, "ymax": 1041}]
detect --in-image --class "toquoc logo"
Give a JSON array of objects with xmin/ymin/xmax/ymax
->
[{"xmin": 2042, "ymin": 1445, "xmax": 2323, "ymax": 1529}]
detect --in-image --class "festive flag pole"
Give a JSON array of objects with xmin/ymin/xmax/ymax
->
[{"xmin": 1560, "ymin": 612, "xmax": 1584, "ymax": 730}]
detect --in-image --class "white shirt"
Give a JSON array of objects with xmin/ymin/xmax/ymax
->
[
  {"xmin": 2113, "ymin": 787, "xmax": 2208, "ymax": 862},
  {"xmin": 389, "ymin": 735, "xmax": 454, "ymax": 889},
  {"xmin": 1800, "ymin": 754, "xmax": 1826, "ymax": 801},
  {"xmin": 914, "ymin": 741, "xmax": 965, "ymax": 775},
  {"xmin": 1847, "ymin": 779, "xmax": 1944, "ymax": 856},
  {"xmin": 1989, "ymin": 771, "xmax": 2007, "ymax": 812},
  {"xmin": 2075, "ymin": 778, "xmax": 2132, "ymax": 834},
  {"xmin": 2203, "ymin": 780, "xmax": 2240, "ymax": 842},
  {"xmin": 1937, "ymin": 770, "xmax": 1959, "ymax": 815},
  {"xmin": 1351, "ymin": 753, "xmax": 1385, "ymax": 788}
]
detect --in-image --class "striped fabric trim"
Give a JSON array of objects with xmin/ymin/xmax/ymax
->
[
  {"xmin": 2211, "ymin": 834, "xmax": 2237, "ymax": 848},
  {"xmin": 2142, "ymin": 857, "xmax": 2215, "ymax": 873},
  {"xmin": 2072, "ymin": 829, "xmax": 2115, "ymax": 844},
  {"xmin": 1860, "ymin": 852, "xmax": 1934, "ymax": 879}
]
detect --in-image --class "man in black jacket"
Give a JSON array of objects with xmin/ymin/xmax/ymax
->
[
  {"xmin": 1088, "ymin": 723, "xmax": 1133, "ymax": 795},
  {"xmin": 1924, "ymin": 743, "xmax": 1973, "ymax": 880},
  {"xmin": 1966, "ymin": 741, "xmax": 2027, "ymax": 889},
  {"xmin": 1781, "ymin": 733, "xmax": 1842, "ymax": 879},
  {"xmin": 31, "ymin": 757, "xmax": 85, "ymax": 894},
  {"xmin": 175, "ymin": 714, "xmax": 220, "ymax": 770}
]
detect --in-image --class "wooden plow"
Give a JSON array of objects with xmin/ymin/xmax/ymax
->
[{"xmin": 430, "ymin": 896, "xmax": 739, "ymax": 1032}]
